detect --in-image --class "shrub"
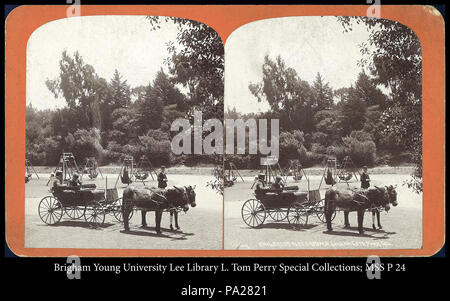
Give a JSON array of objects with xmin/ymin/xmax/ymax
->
[
  {"xmin": 279, "ymin": 130, "xmax": 307, "ymax": 166},
  {"xmin": 342, "ymin": 130, "xmax": 376, "ymax": 166},
  {"xmin": 326, "ymin": 145, "xmax": 348, "ymax": 162},
  {"xmin": 64, "ymin": 128, "xmax": 106, "ymax": 162}
]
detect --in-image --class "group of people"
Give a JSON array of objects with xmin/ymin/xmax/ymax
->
[
  {"xmin": 253, "ymin": 173, "xmax": 285, "ymax": 194},
  {"xmin": 53, "ymin": 166, "xmax": 169, "ymax": 189},
  {"xmin": 253, "ymin": 166, "xmax": 371, "ymax": 194}
]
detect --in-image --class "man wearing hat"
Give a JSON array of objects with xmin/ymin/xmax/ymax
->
[
  {"xmin": 157, "ymin": 165, "xmax": 168, "ymax": 189},
  {"xmin": 254, "ymin": 173, "xmax": 267, "ymax": 195},
  {"xmin": 360, "ymin": 166, "xmax": 370, "ymax": 189}
]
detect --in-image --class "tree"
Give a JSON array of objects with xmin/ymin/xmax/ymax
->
[
  {"xmin": 314, "ymin": 110, "xmax": 342, "ymax": 146},
  {"xmin": 279, "ymin": 130, "xmax": 308, "ymax": 166},
  {"xmin": 147, "ymin": 17, "xmax": 224, "ymax": 120},
  {"xmin": 337, "ymin": 87, "xmax": 367, "ymax": 135},
  {"xmin": 100, "ymin": 70, "xmax": 131, "ymax": 132},
  {"xmin": 249, "ymin": 55, "xmax": 315, "ymax": 132},
  {"xmin": 135, "ymin": 70, "xmax": 187, "ymax": 134},
  {"xmin": 46, "ymin": 51, "xmax": 106, "ymax": 130},
  {"xmin": 65, "ymin": 128, "xmax": 105, "ymax": 160},
  {"xmin": 342, "ymin": 130, "xmax": 377, "ymax": 166},
  {"xmin": 311, "ymin": 73, "xmax": 333, "ymax": 112},
  {"xmin": 337, "ymin": 17, "xmax": 422, "ymax": 192},
  {"xmin": 354, "ymin": 71, "xmax": 387, "ymax": 107},
  {"xmin": 109, "ymin": 69, "xmax": 131, "ymax": 109}
]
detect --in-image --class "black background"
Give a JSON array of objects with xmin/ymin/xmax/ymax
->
[{"xmin": 2, "ymin": 0, "xmax": 447, "ymax": 288}]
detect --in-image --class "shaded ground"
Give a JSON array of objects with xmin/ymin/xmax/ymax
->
[
  {"xmin": 225, "ymin": 174, "xmax": 422, "ymax": 250},
  {"xmin": 25, "ymin": 174, "xmax": 222, "ymax": 250}
]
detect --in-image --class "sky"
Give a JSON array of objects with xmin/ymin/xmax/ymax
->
[
  {"xmin": 27, "ymin": 16, "xmax": 373, "ymax": 113},
  {"xmin": 27, "ymin": 16, "xmax": 180, "ymax": 110},
  {"xmin": 224, "ymin": 16, "xmax": 373, "ymax": 114}
]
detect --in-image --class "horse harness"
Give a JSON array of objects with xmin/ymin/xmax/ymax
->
[{"xmin": 351, "ymin": 188, "xmax": 387, "ymax": 212}]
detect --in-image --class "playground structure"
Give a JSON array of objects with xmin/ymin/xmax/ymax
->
[
  {"xmin": 224, "ymin": 161, "xmax": 244, "ymax": 187},
  {"xmin": 25, "ymin": 159, "xmax": 39, "ymax": 183},
  {"xmin": 47, "ymin": 153, "xmax": 80, "ymax": 186},
  {"xmin": 336, "ymin": 156, "xmax": 360, "ymax": 183},
  {"xmin": 115, "ymin": 156, "xmax": 135, "ymax": 187},
  {"xmin": 318, "ymin": 156, "xmax": 360, "ymax": 189},
  {"xmin": 287, "ymin": 159, "xmax": 308, "ymax": 182},
  {"xmin": 81, "ymin": 157, "xmax": 103, "ymax": 180},
  {"xmin": 134, "ymin": 155, "xmax": 157, "ymax": 182}
]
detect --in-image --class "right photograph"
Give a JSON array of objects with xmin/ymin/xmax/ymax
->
[{"xmin": 224, "ymin": 16, "xmax": 423, "ymax": 250}]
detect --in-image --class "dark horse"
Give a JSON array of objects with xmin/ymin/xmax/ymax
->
[
  {"xmin": 122, "ymin": 186, "xmax": 196, "ymax": 234},
  {"xmin": 152, "ymin": 185, "xmax": 196, "ymax": 231},
  {"xmin": 324, "ymin": 185, "xmax": 398, "ymax": 234}
]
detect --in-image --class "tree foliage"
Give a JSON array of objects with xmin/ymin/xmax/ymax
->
[
  {"xmin": 337, "ymin": 16, "xmax": 422, "ymax": 192},
  {"xmin": 147, "ymin": 16, "xmax": 224, "ymax": 120}
]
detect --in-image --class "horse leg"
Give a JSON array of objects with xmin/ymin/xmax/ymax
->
[
  {"xmin": 357, "ymin": 209, "xmax": 365, "ymax": 234},
  {"xmin": 122, "ymin": 206, "xmax": 130, "ymax": 232},
  {"xmin": 344, "ymin": 211, "xmax": 350, "ymax": 228},
  {"xmin": 174, "ymin": 211, "xmax": 180, "ymax": 230},
  {"xmin": 372, "ymin": 210, "xmax": 376, "ymax": 230},
  {"xmin": 377, "ymin": 210, "xmax": 382, "ymax": 229},
  {"xmin": 155, "ymin": 210, "xmax": 162, "ymax": 234},
  {"xmin": 170, "ymin": 210, "xmax": 174, "ymax": 231},
  {"xmin": 141, "ymin": 210, "xmax": 147, "ymax": 227}
]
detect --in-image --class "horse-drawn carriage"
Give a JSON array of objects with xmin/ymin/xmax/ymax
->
[
  {"xmin": 241, "ymin": 186, "xmax": 337, "ymax": 228},
  {"xmin": 38, "ymin": 183, "xmax": 127, "ymax": 227}
]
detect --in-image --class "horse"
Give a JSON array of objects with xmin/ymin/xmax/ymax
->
[
  {"xmin": 369, "ymin": 185, "xmax": 398, "ymax": 230},
  {"xmin": 122, "ymin": 185, "xmax": 196, "ymax": 234},
  {"xmin": 324, "ymin": 185, "xmax": 397, "ymax": 234},
  {"xmin": 150, "ymin": 186, "xmax": 196, "ymax": 232}
]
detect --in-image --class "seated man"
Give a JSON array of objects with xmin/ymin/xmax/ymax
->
[
  {"xmin": 254, "ymin": 173, "xmax": 267, "ymax": 194},
  {"xmin": 271, "ymin": 175, "xmax": 285, "ymax": 190},
  {"xmin": 69, "ymin": 173, "xmax": 82, "ymax": 187}
]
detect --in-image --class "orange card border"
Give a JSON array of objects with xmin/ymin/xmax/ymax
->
[{"xmin": 5, "ymin": 5, "xmax": 445, "ymax": 257}]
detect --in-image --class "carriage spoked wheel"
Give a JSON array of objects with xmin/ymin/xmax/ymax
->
[
  {"xmin": 65, "ymin": 206, "xmax": 85, "ymax": 220},
  {"xmin": 287, "ymin": 202, "xmax": 308, "ymax": 229},
  {"xmin": 84, "ymin": 202, "xmax": 106, "ymax": 227},
  {"xmin": 38, "ymin": 196, "xmax": 63, "ymax": 225},
  {"xmin": 112, "ymin": 198, "xmax": 134, "ymax": 222},
  {"xmin": 241, "ymin": 199, "xmax": 266, "ymax": 228},
  {"xmin": 316, "ymin": 200, "xmax": 336, "ymax": 222},
  {"xmin": 268, "ymin": 209, "xmax": 287, "ymax": 221}
]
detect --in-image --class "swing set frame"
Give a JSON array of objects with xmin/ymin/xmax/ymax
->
[
  {"xmin": 46, "ymin": 152, "xmax": 80, "ymax": 186},
  {"xmin": 25, "ymin": 159, "xmax": 39, "ymax": 182},
  {"xmin": 81, "ymin": 157, "xmax": 104, "ymax": 180},
  {"xmin": 318, "ymin": 156, "xmax": 361, "ymax": 189}
]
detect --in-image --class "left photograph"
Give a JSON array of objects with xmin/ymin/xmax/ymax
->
[{"xmin": 25, "ymin": 16, "xmax": 224, "ymax": 250}]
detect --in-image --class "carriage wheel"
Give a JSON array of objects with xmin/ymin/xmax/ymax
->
[
  {"xmin": 84, "ymin": 202, "xmax": 106, "ymax": 227},
  {"xmin": 112, "ymin": 198, "xmax": 134, "ymax": 222},
  {"xmin": 65, "ymin": 206, "xmax": 85, "ymax": 220},
  {"xmin": 316, "ymin": 200, "xmax": 337, "ymax": 222},
  {"xmin": 268, "ymin": 209, "xmax": 287, "ymax": 221},
  {"xmin": 38, "ymin": 196, "xmax": 63, "ymax": 225},
  {"xmin": 287, "ymin": 202, "xmax": 308, "ymax": 228},
  {"xmin": 241, "ymin": 199, "xmax": 266, "ymax": 228}
]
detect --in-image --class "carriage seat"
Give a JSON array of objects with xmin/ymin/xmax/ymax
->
[
  {"xmin": 283, "ymin": 185, "xmax": 299, "ymax": 191},
  {"xmin": 81, "ymin": 183, "xmax": 97, "ymax": 189}
]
